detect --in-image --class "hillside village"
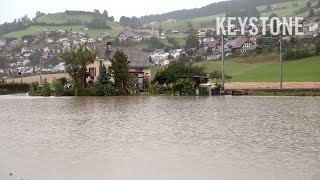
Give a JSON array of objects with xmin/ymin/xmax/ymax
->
[{"xmin": 1, "ymin": 0, "xmax": 320, "ymax": 81}]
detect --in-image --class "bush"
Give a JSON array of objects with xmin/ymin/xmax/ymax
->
[
  {"xmin": 199, "ymin": 87, "xmax": 209, "ymax": 96},
  {"xmin": 79, "ymin": 87, "xmax": 95, "ymax": 96},
  {"xmin": 29, "ymin": 82, "xmax": 41, "ymax": 96},
  {"xmin": 51, "ymin": 78, "xmax": 65, "ymax": 96},
  {"xmin": 173, "ymin": 78, "xmax": 195, "ymax": 95},
  {"xmin": 41, "ymin": 80, "xmax": 51, "ymax": 96}
]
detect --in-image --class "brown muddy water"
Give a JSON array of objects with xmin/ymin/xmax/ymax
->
[{"xmin": 0, "ymin": 95, "xmax": 319, "ymax": 180}]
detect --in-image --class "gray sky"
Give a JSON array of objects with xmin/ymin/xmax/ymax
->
[{"xmin": 0, "ymin": 0, "xmax": 221, "ymax": 23}]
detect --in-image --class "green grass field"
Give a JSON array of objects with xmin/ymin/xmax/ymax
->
[
  {"xmin": 154, "ymin": 0, "xmax": 314, "ymax": 30},
  {"xmin": 2, "ymin": 12, "xmax": 124, "ymax": 39},
  {"xmin": 36, "ymin": 13, "xmax": 97, "ymax": 24},
  {"xmin": 152, "ymin": 55, "xmax": 320, "ymax": 82},
  {"xmin": 261, "ymin": 0, "xmax": 312, "ymax": 17}
]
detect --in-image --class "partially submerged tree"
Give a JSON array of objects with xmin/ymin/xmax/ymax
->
[
  {"xmin": 60, "ymin": 46, "xmax": 96, "ymax": 95},
  {"xmin": 109, "ymin": 50, "xmax": 129, "ymax": 90},
  {"xmin": 153, "ymin": 60, "xmax": 206, "ymax": 85}
]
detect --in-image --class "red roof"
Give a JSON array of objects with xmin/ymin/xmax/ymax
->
[{"xmin": 232, "ymin": 38, "xmax": 254, "ymax": 49}]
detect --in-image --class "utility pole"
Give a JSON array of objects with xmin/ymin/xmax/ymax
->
[
  {"xmin": 40, "ymin": 57, "xmax": 43, "ymax": 84},
  {"xmin": 221, "ymin": 34, "xmax": 225, "ymax": 94},
  {"xmin": 279, "ymin": 36, "xmax": 283, "ymax": 90}
]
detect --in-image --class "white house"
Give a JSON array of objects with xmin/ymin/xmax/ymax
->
[
  {"xmin": 80, "ymin": 38, "xmax": 88, "ymax": 44},
  {"xmin": 0, "ymin": 39, "xmax": 6, "ymax": 46},
  {"xmin": 45, "ymin": 38, "xmax": 54, "ymax": 43},
  {"xmin": 88, "ymin": 39, "xmax": 95, "ymax": 43}
]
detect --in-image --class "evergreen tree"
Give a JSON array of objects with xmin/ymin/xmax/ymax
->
[
  {"xmin": 309, "ymin": 9, "xmax": 315, "ymax": 17},
  {"xmin": 185, "ymin": 33, "xmax": 199, "ymax": 49},
  {"xmin": 94, "ymin": 65, "xmax": 111, "ymax": 96},
  {"xmin": 109, "ymin": 50, "xmax": 129, "ymax": 90}
]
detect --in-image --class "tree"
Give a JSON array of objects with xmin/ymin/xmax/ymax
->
[
  {"xmin": 205, "ymin": 31, "xmax": 212, "ymax": 38},
  {"xmin": 103, "ymin": 10, "xmax": 109, "ymax": 18},
  {"xmin": 94, "ymin": 65, "xmax": 111, "ymax": 96},
  {"xmin": 109, "ymin": 50, "xmax": 129, "ymax": 90},
  {"xmin": 60, "ymin": 46, "xmax": 96, "ymax": 95},
  {"xmin": 309, "ymin": 9, "xmax": 315, "ymax": 17},
  {"xmin": 158, "ymin": 26, "xmax": 163, "ymax": 36},
  {"xmin": 185, "ymin": 33, "xmax": 199, "ymax": 49},
  {"xmin": 153, "ymin": 60, "xmax": 206, "ymax": 84},
  {"xmin": 266, "ymin": 4, "xmax": 272, "ymax": 11},
  {"xmin": 94, "ymin": 9, "xmax": 101, "ymax": 14},
  {"xmin": 315, "ymin": 40, "xmax": 320, "ymax": 55},
  {"xmin": 148, "ymin": 56, "xmax": 154, "ymax": 64},
  {"xmin": 87, "ymin": 17, "xmax": 110, "ymax": 29},
  {"xmin": 307, "ymin": 1, "xmax": 312, "ymax": 8},
  {"xmin": 0, "ymin": 56, "xmax": 9, "ymax": 69}
]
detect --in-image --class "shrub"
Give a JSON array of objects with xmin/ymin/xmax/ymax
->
[
  {"xmin": 173, "ymin": 78, "xmax": 195, "ymax": 95},
  {"xmin": 199, "ymin": 87, "xmax": 209, "ymax": 96},
  {"xmin": 51, "ymin": 78, "xmax": 65, "ymax": 96},
  {"xmin": 41, "ymin": 80, "xmax": 51, "ymax": 96},
  {"xmin": 29, "ymin": 82, "xmax": 41, "ymax": 96}
]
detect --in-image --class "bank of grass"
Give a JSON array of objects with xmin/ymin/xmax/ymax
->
[
  {"xmin": 196, "ymin": 55, "xmax": 320, "ymax": 82},
  {"xmin": 249, "ymin": 90, "xmax": 320, "ymax": 96}
]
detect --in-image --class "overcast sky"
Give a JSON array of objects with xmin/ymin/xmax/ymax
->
[{"xmin": 0, "ymin": 0, "xmax": 222, "ymax": 23}]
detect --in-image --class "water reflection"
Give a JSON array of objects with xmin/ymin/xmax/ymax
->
[{"xmin": 0, "ymin": 96, "xmax": 320, "ymax": 180}]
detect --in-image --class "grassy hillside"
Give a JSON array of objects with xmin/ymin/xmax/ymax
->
[
  {"xmin": 2, "ymin": 12, "xmax": 124, "ymax": 39},
  {"xmin": 155, "ymin": 13, "xmax": 224, "ymax": 30},
  {"xmin": 36, "ymin": 13, "xmax": 97, "ymax": 24},
  {"xmin": 154, "ymin": 0, "xmax": 315, "ymax": 30},
  {"xmin": 261, "ymin": 0, "xmax": 312, "ymax": 17},
  {"xmin": 200, "ymin": 56, "xmax": 320, "ymax": 82},
  {"xmin": 152, "ymin": 55, "xmax": 320, "ymax": 82}
]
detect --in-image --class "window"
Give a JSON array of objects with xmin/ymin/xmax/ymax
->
[{"xmin": 89, "ymin": 67, "xmax": 96, "ymax": 77}]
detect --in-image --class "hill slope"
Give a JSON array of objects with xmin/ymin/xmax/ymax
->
[
  {"xmin": 2, "ymin": 12, "xmax": 124, "ymax": 39},
  {"xmin": 154, "ymin": 0, "xmax": 314, "ymax": 30}
]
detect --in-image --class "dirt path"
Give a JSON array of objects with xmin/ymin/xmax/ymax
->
[
  {"xmin": 224, "ymin": 82, "xmax": 320, "ymax": 89},
  {"xmin": 5, "ymin": 73, "xmax": 69, "ymax": 84}
]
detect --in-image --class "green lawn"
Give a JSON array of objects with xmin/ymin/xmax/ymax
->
[{"xmin": 152, "ymin": 56, "xmax": 320, "ymax": 82}]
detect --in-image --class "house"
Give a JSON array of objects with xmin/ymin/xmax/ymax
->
[
  {"xmin": 303, "ymin": 22, "xmax": 319, "ymax": 32},
  {"xmin": 97, "ymin": 37, "xmax": 103, "ymax": 42},
  {"xmin": 87, "ymin": 43, "xmax": 154, "ymax": 89},
  {"xmin": 166, "ymin": 19, "xmax": 177, "ymax": 23},
  {"xmin": 100, "ymin": 32, "xmax": 111, "ymax": 38},
  {"xmin": 303, "ymin": 31, "xmax": 318, "ymax": 38},
  {"xmin": 206, "ymin": 40, "xmax": 220, "ymax": 49},
  {"xmin": 9, "ymin": 40, "xmax": 18, "ymax": 46},
  {"xmin": 118, "ymin": 31, "xmax": 142, "ymax": 42},
  {"xmin": 80, "ymin": 38, "xmax": 88, "ymax": 44},
  {"xmin": 203, "ymin": 37, "xmax": 215, "ymax": 44},
  {"xmin": 21, "ymin": 47, "xmax": 31, "ymax": 54},
  {"xmin": 88, "ymin": 39, "xmax": 95, "ymax": 43},
  {"xmin": 231, "ymin": 38, "xmax": 255, "ymax": 53},
  {"xmin": 45, "ymin": 38, "xmax": 54, "ymax": 43},
  {"xmin": 0, "ymin": 39, "xmax": 6, "ymax": 46},
  {"xmin": 271, "ymin": 4, "xmax": 280, "ymax": 10},
  {"xmin": 56, "ymin": 30, "xmax": 66, "ymax": 34},
  {"xmin": 222, "ymin": 38, "xmax": 255, "ymax": 53}
]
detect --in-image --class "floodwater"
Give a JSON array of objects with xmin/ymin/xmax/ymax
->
[{"xmin": 0, "ymin": 95, "xmax": 319, "ymax": 180}]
